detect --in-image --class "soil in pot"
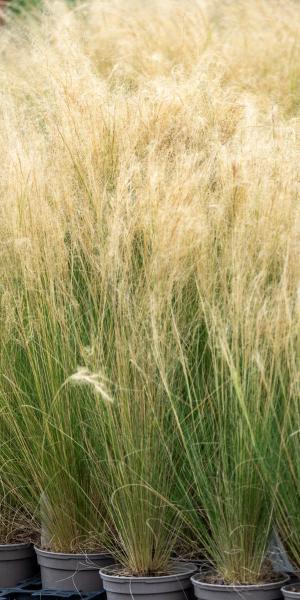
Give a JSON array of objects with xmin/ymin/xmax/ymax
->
[
  {"xmin": 100, "ymin": 560, "xmax": 197, "ymax": 600},
  {"xmin": 0, "ymin": 542, "xmax": 37, "ymax": 587},
  {"xmin": 191, "ymin": 571, "xmax": 289, "ymax": 600},
  {"xmin": 35, "ymin": 547, "xmax": 114, "ymax": 592}
]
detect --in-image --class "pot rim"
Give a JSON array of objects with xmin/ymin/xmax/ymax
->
[
  {"xmin": 0, "ymin": 542, "xmax": 32, "ymax": 550},
  {"xmin": 34, "ymin": 546, "xmax": 112, "ymax": 559},
  {"xmin": 100, "ymin": 560, "xmax": 197, "ymax": 582},
  {"xmin": 282, "ymin": 584, "xmax": 300, "ymax": 596},
  {"xmin": 191, "ymin": 573, "xmax": 289, "ymax": 591}
]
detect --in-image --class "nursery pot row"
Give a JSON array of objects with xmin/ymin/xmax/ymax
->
[
  {"xmin": 100, "ymin": 563, "xmax": 290, "ymax": 600},
  {"xmin": 0, "ymin": 545, "xmax": 293, "ymax": 599}
]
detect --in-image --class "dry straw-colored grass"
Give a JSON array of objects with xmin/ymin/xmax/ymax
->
[{"xmin": 0, "ymin": 0, "xmax": 299, "ymax": 296}]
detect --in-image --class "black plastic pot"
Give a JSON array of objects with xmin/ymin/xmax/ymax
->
[
  {"xmin": 191, "ymin": 573, "xmax": 289, "ymax": 600},
  {"xmin": 100, "ymin": 560, "xmax": 197, "ymax": 600},
  {"xmin": 35, "ymin": 547, "xmax": 114, "ymax": 592},
  {"xmin": 0, "ymin": 542, "xmax": 37, "ymax": 587},
  {"xmin": 282, "ymin": 583, "xmax": 300, "ymax": 600}
]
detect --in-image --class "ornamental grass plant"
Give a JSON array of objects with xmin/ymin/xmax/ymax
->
[
  {"xmin": 146, "ymin": 104, "xmax": 300, "ymax": 581},
  {"xmin": 0, "ymin": 271, "xmax": 110, "ymax": 552},
  {"xmin": 0, "ymin": 0, "xmax": 298, "ymax": 580}
]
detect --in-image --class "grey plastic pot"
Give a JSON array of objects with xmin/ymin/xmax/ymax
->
[
  {"xmin": 100, "ymin": 560, "xmax": 197, "ymax": 600},
  {"xmin": 282, "ymin": 584, "xmax": 300, "ymax": 600},
  {"xmin": 35, "ymin": 547, "xmax": 114, "ymax": 592},
  {"xmin": 191, "ymin": 573, "xmax": 289, "ymax": 600},
  {"xmin": 0, "ymin": 543, "xmax": 36, "ymax": 587}
]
